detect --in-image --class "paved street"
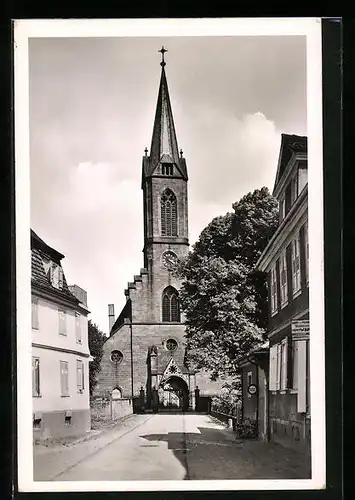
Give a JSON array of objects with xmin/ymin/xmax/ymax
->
[{"xmin": 34, "ymin": 413, "xmax": 311, "ymax": 481}]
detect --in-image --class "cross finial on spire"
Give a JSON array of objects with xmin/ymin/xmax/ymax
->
[
  {"xmin": 180, "ymin": 149, "xmax": 183, "ymax": 158},
  {"xmin": 144, "ymin": 147, "xmax": 148, "ymax": 156},
  {"xmin": 159, "ymin": 46, "xmax": 167, "ymax": 67}
]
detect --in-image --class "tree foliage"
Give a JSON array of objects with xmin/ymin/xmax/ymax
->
[
  {"xmin": 88, "ymin": 320, "xmax": 106, "ymax": 395},
  {"xmin": 178, "ymin": 187, "xmax": 278, "ymax": 380}
]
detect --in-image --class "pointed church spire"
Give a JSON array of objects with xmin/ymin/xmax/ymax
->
[{"xmin": 149, "ymin": 47, "xmax": 181, "ymax": 171}]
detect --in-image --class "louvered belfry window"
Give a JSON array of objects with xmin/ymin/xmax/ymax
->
[
  {"xmin": 161, "ymin": 189, "xmax": 177, "ymax": 236},
  {"xmin": 162, "ymin": 286, "xmax": 180, "ymax": 322}
]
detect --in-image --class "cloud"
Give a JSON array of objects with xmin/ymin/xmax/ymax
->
[
  {"xmin": 184, "ymin": 110, "xmax": 281, "ymax": 206},
  {"xmin": 30, "ymin": 112, "xmax": 281, "ymax": 335},
  {"xmin": 29, "ymin": 36, "xmax": 307, "ymax": 334},
  {"xmin": 32, "ymin": 160, "xmax": 143, "ymax": 335}
]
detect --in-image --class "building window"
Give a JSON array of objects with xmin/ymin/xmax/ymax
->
[
  {"xmin": 165, "ymin": 338, "xmax": 178, "ymax": 352},
  {"xmin": 270, "ymin": 265, "xmax": 278, "ymax": 315},
  {"xmin": 279, "ymin": 250, "xmax": 288, "ymax": 307},
  {"xmin": 291, "ymin": 174, "xmax": 298, "ymax": 205},
  {"xmin": 58, "ymin": 308, "xmax": 67, "ymax": 335},
  {"xmin": 49, "ymin": 263, "xmax": 64, "ymax": 289},
  {"xmin": 75, "ymin": 312, "xmax": 82, "ymax": 343},
  {"xmin": 162, "ymin": 163, "xmax": 173, "ymax": 175},
  {"xmin": 298, "ymin": 161, "xmax": 308, "ymax": 193},
  {"xmin": 161, "ymin": 189, "xmax": 177, "ymax": 237},
  {"xmin": 291, "ymin": 236, "xmax": 301, "ymax": 294},
  {"xmin": 304, "ymin": 222, "xmax": 309, "ymax": 285},
  {"xmin": 279, "ymin": 195, "xmax": 286, "ymax": 222},
  {"xmin": 32, "ymin": 298, "xmax": 39, "ymax": 329},
  {"xmin": 33, "ymin": 416, "xmax": 42, "ymax": 429},
  {"xmin": 60, "ymin": 361, "xmax": 69, "ymax": 396},
  {"xmin": 110, "ymin": 350, "xmax": 123, "ymax": 364},
  {"xmin": 162, "ymin": 286, "xmax": 180, "ymax": 322},
  {"xmin": 76, "ymin": 360, "xmax": 84, "ymax": 393},
  {"xmin": 112, "ymin": 388, "xmax": 122, "ymax": 399},
  {"xmin": 32, "ymin": 357, "xmax": 40, "ymax": 397}
]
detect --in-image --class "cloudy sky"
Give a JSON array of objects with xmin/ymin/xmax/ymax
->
[{"xmin": 29, "ymin": 35, "xmax": 307, "ymax": 334}]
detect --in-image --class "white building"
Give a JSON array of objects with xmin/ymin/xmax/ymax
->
[{"xmin": 31, "ymin": 230, "xmax": 91, "ymax": 438}]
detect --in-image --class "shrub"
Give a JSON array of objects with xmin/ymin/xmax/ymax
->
[{"xmin": 235, "ymin": 418, "xmax": 258, "ymax": 439}]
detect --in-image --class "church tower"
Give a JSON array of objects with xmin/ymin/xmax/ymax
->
[
  {"xmin": 141, "ymin": 46, "xmax": 189, "ymax": 320},
  {"xmin": 95, "ymin": 48, "xmax": 197, "ymax": 411}
]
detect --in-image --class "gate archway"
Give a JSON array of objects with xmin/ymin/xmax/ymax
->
[{"xmin": 159, "ymin": 376, "xmax": 189, "ymax": 411}]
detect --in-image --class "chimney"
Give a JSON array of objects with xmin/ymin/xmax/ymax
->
[{"xmin": 108, "ymin": 304, "xmax": 115, "ymax": 333}]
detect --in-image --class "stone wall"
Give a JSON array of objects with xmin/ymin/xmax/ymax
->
[
  {"xmin": 269, "ymin": 392, "xmax": 311, "ymax": 453},
  {"xmin": 91, "ymin": 397, "xmax": 133, "ymax": 423}
]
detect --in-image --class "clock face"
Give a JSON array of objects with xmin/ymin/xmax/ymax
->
[{"xmin": 162, "ymin": 251, "xmax": 178, "ymax": 270}]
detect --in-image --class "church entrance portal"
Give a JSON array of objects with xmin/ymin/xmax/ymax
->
[{"xmin": 159, "ymin": 376, "xmax": 189, "ymax": 412}]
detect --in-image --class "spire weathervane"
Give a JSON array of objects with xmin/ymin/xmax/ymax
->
[{"xmin": 159, "ymin": 46, "xmax": 167, "ymax": 67}]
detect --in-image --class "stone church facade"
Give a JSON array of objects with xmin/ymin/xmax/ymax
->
[{"xmin": 95, "ymin": 50, "xmax": 221, "ymax": 411}]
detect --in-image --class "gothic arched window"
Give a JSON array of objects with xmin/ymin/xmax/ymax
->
[
  {"xmin": 162, "ymin": 286, "xmax": 180, "ymax": 322},
  {"xmin": 161, "ymin": 189, "xmax": 177, "ymax": 236}
]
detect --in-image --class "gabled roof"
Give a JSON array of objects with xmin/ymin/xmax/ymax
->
[
  {"xmin": 31, "ymin": 229, "xmax": 64, "ymax": 262},
  {"xmin": 31, "ymin": 229, "xmax": 79, "ymax": 304},
  {"xmin": 273, "ymin": 134, "xmax": 307, "ymax": 193},
  {"xmin": 110, "ymin": 299, "xmax": 132, "ymax": 336}
]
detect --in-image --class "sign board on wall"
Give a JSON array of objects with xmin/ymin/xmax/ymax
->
[
  {"xmin": 291, "ymin": 320, "xmax": 310, "ymax": 341},
  {"xmin": 247, "ymin": 384, "xmax": 257, "ymax": 395}
]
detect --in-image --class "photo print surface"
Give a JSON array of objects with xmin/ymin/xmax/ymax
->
[{"xmin": 14, "ymin": 18, "xmax": 325, "ymax": 492}]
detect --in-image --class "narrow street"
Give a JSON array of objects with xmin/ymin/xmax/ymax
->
[{"xmin": 34, "ymin": 413, "xmax": 310, "ymax": 481}]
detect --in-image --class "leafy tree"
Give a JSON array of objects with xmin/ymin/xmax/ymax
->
[
  {"xmin": 88, "ymin": 320, "xmax": 106, "ymax": 395},
  {"xmin": 178, "ymin": 187, "xmax": 278, "ymax": 380},
  {"xmin": 211, "ymin": 379, "xmax": 242, "ymax": 414}
]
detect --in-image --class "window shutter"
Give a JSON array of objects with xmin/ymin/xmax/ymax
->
[
  {"xmin": 60, "ymin": 361, "xmax": 69, "ymax": 396},
  {"xmin": 281, "ymin": 338, "xmax": 288, "ymax": 390},
  {"xmin": 58, "ymin": 267, "xmax": 63, "ymax": 289},
  {"xmin": 32, "ymin": 299, "xmax": 39, "ymax": 329},
  {"xmin": 304, "ymin": 223, "xmax": 309, "ymax": 283},
  {"xmin": 292, "ymin": 341, "xmax": 299, "ymax": 390},
  {"xmin": 269, "ymin": 345, "xmax": 278, "ymax": 390},
  {"xmin": 59, "ymin": 309, "xmax": 66, "ymax": 335},
  {"xmin": 75, "ymin": 313, "xmax": 81, "ymax": 342},
  {"xmin": 297, "ymin": 340, "xmax": 307, "ymax": 412},
  {"xmin": 32, "ymin": 357, "xmax": 40, "ymax": 397},
  {"xmin": 77, "ymin": 360, "xmax": 83, "ymax": 391},
  {"xmin": 276, "ymin": 343, "xmax": 281, "ymax": 390},
  {"xmin": 270, "ymin": 266, "xmax": 278, "ymax": 313}
]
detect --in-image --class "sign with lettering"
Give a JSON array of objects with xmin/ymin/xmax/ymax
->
[
  {"xmin": 291, "ymin": 320, "xmax": 310, "ymax": 340},
  {"xmin": 248, "ymin": 384, "xmax": 257, "ymax": 395}
]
